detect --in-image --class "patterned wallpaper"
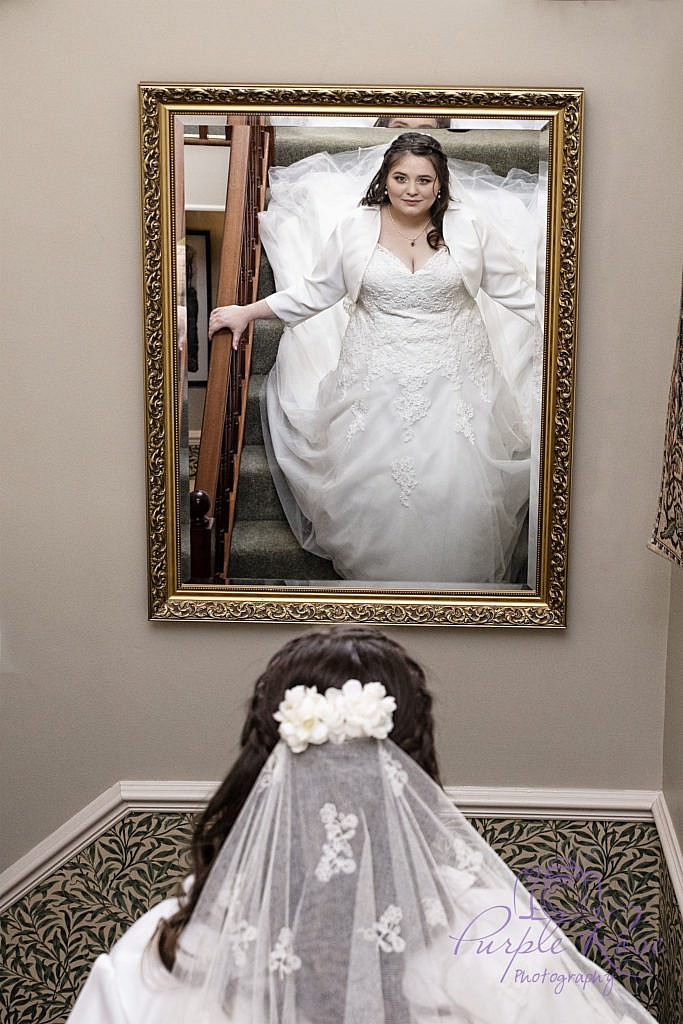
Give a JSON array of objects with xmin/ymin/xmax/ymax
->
[
  {"xmin": 649, "ymin": 274, "xmax": 683, "ymax": 566},
  {"xmin": 1, "ymin": 812, "xmax": 680, "ymax": 1023}
]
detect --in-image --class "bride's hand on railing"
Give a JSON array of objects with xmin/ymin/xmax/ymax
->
[{"xmin": 209, "ymin": 305, "xmax": 251, "ymax": 348}]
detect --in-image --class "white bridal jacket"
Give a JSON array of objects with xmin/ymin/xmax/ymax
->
[{"xmin": 266, "ymin": 205, "xmax": 537, "ymax": 328}]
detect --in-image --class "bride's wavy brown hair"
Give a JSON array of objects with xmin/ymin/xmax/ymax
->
[
  {"xmin": 157, "ymin": 625, "xmax": 441, "ymax": 969},
  {"xmin": 361, "ymin": 132, "xmax": 452, "ymax": 250}
]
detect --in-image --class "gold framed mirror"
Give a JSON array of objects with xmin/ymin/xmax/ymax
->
[{"xmin": 139, "ymin": 83, "xmax": 583, "ymax": 625}]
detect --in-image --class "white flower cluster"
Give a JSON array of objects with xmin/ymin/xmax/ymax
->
[{"xmin": 274, "ymin": 679, "xmax": 396, "ymax": 753}]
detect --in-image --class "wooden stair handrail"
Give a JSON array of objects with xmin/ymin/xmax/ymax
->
[
  {"xmin": 193, "ymin": 124, "xmax": 252, "ymax": 513},
  {"xmin": 189, "ymin": 119, "xmax": 272, "ymax": 582},
  {"xmin": 222, "ymin": 127, "xmax": 271, "ymax": 576}
]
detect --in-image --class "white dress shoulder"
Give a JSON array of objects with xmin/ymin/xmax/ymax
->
[{"xmin": 65, "ymin": 897, "xmax": 223, "ymax": 1024}]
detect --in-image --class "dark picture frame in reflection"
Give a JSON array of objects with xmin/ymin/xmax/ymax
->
[
  {"xmin": 185, "ymin": 229, "xmax": 212, "ymax": 386},
  {"xmin": 139, "ymin": 84, "xmax": 584, "ymax": 626}
]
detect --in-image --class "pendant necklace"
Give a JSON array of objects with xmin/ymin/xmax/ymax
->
[{"xmin": 387, "ymin": 206, "xmax": 431, "ymax": 247}]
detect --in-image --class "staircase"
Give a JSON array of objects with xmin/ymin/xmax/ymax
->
[{"xmin": 227, "ymin": 249, "xmax": 340, "ymax": 581}]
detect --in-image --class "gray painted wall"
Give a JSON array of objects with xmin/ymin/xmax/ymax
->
[{"xmin": 1, "ymin": 0, "xmax": 681, "ymax": 870}]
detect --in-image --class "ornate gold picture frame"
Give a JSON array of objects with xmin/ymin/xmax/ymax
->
[{"xmin": 139, "ymin": 83, "xmax": 583, "ymax": 625}]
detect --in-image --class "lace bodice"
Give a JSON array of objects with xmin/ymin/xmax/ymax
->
[
  {"xmin": 361, "ymin": 244, "xmax": 467, "ymax": 320},
  {"xmin": 336, "ymin": 244, "xmax": 495, "ymax": 451}
]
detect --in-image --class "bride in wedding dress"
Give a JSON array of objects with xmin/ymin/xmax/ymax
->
[
  {"xmin": 210, "ymin": 132, "xmax": 543, "ymax": 584},
  {"xmin": 66, "ymin": 627, "xmax": 659, "ymax": 1023}
]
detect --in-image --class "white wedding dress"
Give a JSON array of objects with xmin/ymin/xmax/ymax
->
[
  {"xmin": 259, "ymin": 142, "xmax": 544, "ymax": 585},
  {"xmin": 264, "ymin": 242, "xmax": 530, "ymax": 583}
]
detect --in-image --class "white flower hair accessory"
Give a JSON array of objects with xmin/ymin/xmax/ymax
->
[{"xmin": 274, "ymin": 679, "xmax": 396, "ymax": 753}]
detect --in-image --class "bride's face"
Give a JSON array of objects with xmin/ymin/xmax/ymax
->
[{"xmin": 385, "ymin": 155, "xmax": 439, "ymax": 218}]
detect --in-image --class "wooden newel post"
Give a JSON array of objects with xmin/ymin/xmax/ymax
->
[{"xmin": 189, "ymin": 489, "xmax": 215, "ymax": 582}]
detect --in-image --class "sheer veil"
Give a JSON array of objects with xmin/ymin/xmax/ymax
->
[{"xmin": 168, "ymin": 735, "xmax": 656, "ymax": 1023}]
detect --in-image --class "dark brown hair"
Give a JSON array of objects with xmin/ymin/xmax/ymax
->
[
  {"xmin": 157, "ymin": 625, "xmax": 441, "ymax": 969},
  {"xmin": 361, "ymin": 132, "xmax": 452, "ymax": 250}
]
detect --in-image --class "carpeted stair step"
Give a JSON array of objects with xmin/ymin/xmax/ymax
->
[
  {"xmin": 228, "ymin": 520, "xmax": 340, "ymax": 581},
  {"xmin": 234, "ymin": 445, "xmax": 286, "ymax": 522},
  {"xmin": 272, "ymin": 126, "xmax": 540, "ymax": 177},
  {"xmin": 244, "ymin": 373, "xmax": 265, "ymax": 446},
  {"xmin": 250, "ymin": 318, "xmax": 280, "ymax": 377},
  {"xmin": 273, "ymin": 127, "xmax": 386, "ymax": 167},
  {"xmin": 257, "ymin": 251, "xmax": 275, "ymax": 298}
]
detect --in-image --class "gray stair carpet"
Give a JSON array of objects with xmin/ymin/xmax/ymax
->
[{"xmin": 229, "ymin": 255, "xmax": 340, "ymax": 582}]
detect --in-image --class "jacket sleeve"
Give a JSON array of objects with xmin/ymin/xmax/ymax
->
[
  {"xmin": 473, "ymin": 216, "xmax": 538, "ymax": 324},
  {"xmin": 265, "ymin": 219, "xmax": 349, "ymax": 327}
]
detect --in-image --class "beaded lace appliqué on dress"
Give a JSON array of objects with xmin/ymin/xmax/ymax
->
[
  {"xmin": 336, "ymin": 245, "xmax": 495, "ymax": 507},
  {"xmin": 345, "ymin": 399, "xmax": 368, "ymax": 445},
  {"xmin": 391, "ymin": 457, "xmax": 417, "ymax": 508}
]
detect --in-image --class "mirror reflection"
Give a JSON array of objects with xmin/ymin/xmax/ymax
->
[{"xmin": 175, "ymin": 115, "xmax": 549, "ymax": 591}]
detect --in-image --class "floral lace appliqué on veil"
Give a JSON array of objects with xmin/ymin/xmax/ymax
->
[
  {"xmin": 315, "ymin": 802, "xmax": 358, "ymax": 882},
  {"xmin": 269, "ymin": 927, "xmax": 302, "ymax": 979},
  {"xmin": 359, "ymin": 904, "xmax": 406, "ymax": 953},
  {"xmin": 380, "ymin": 746, "xmax": 408, "ymax": 795},
  {"xmin": 214, "ymin": 873, "xmax": 257, "ymax": 966}
]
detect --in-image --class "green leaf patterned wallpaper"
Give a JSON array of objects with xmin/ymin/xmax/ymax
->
[
  {"xmin": 469, "ymin": 818, "xmax": 671, "ymax": 1017},
  {"xmin": 1, "ymin": 813, "xmax": 680, "ymax": 1023},
  {"xmin": 658, "ymin": 863, "xmax": 683, "ymax": 1024},
  {"xmin": 1, "ymin": 814, "xmax": 193, "ymax": 1023}
]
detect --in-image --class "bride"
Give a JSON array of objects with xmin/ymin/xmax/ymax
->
[
  {"xmin": 209, "ymin": 132, "xmax": 542, "ymax": 584},
  {"xmin": 67, "ymin": 627, "xmax": 659, "ymax": 1023}
]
